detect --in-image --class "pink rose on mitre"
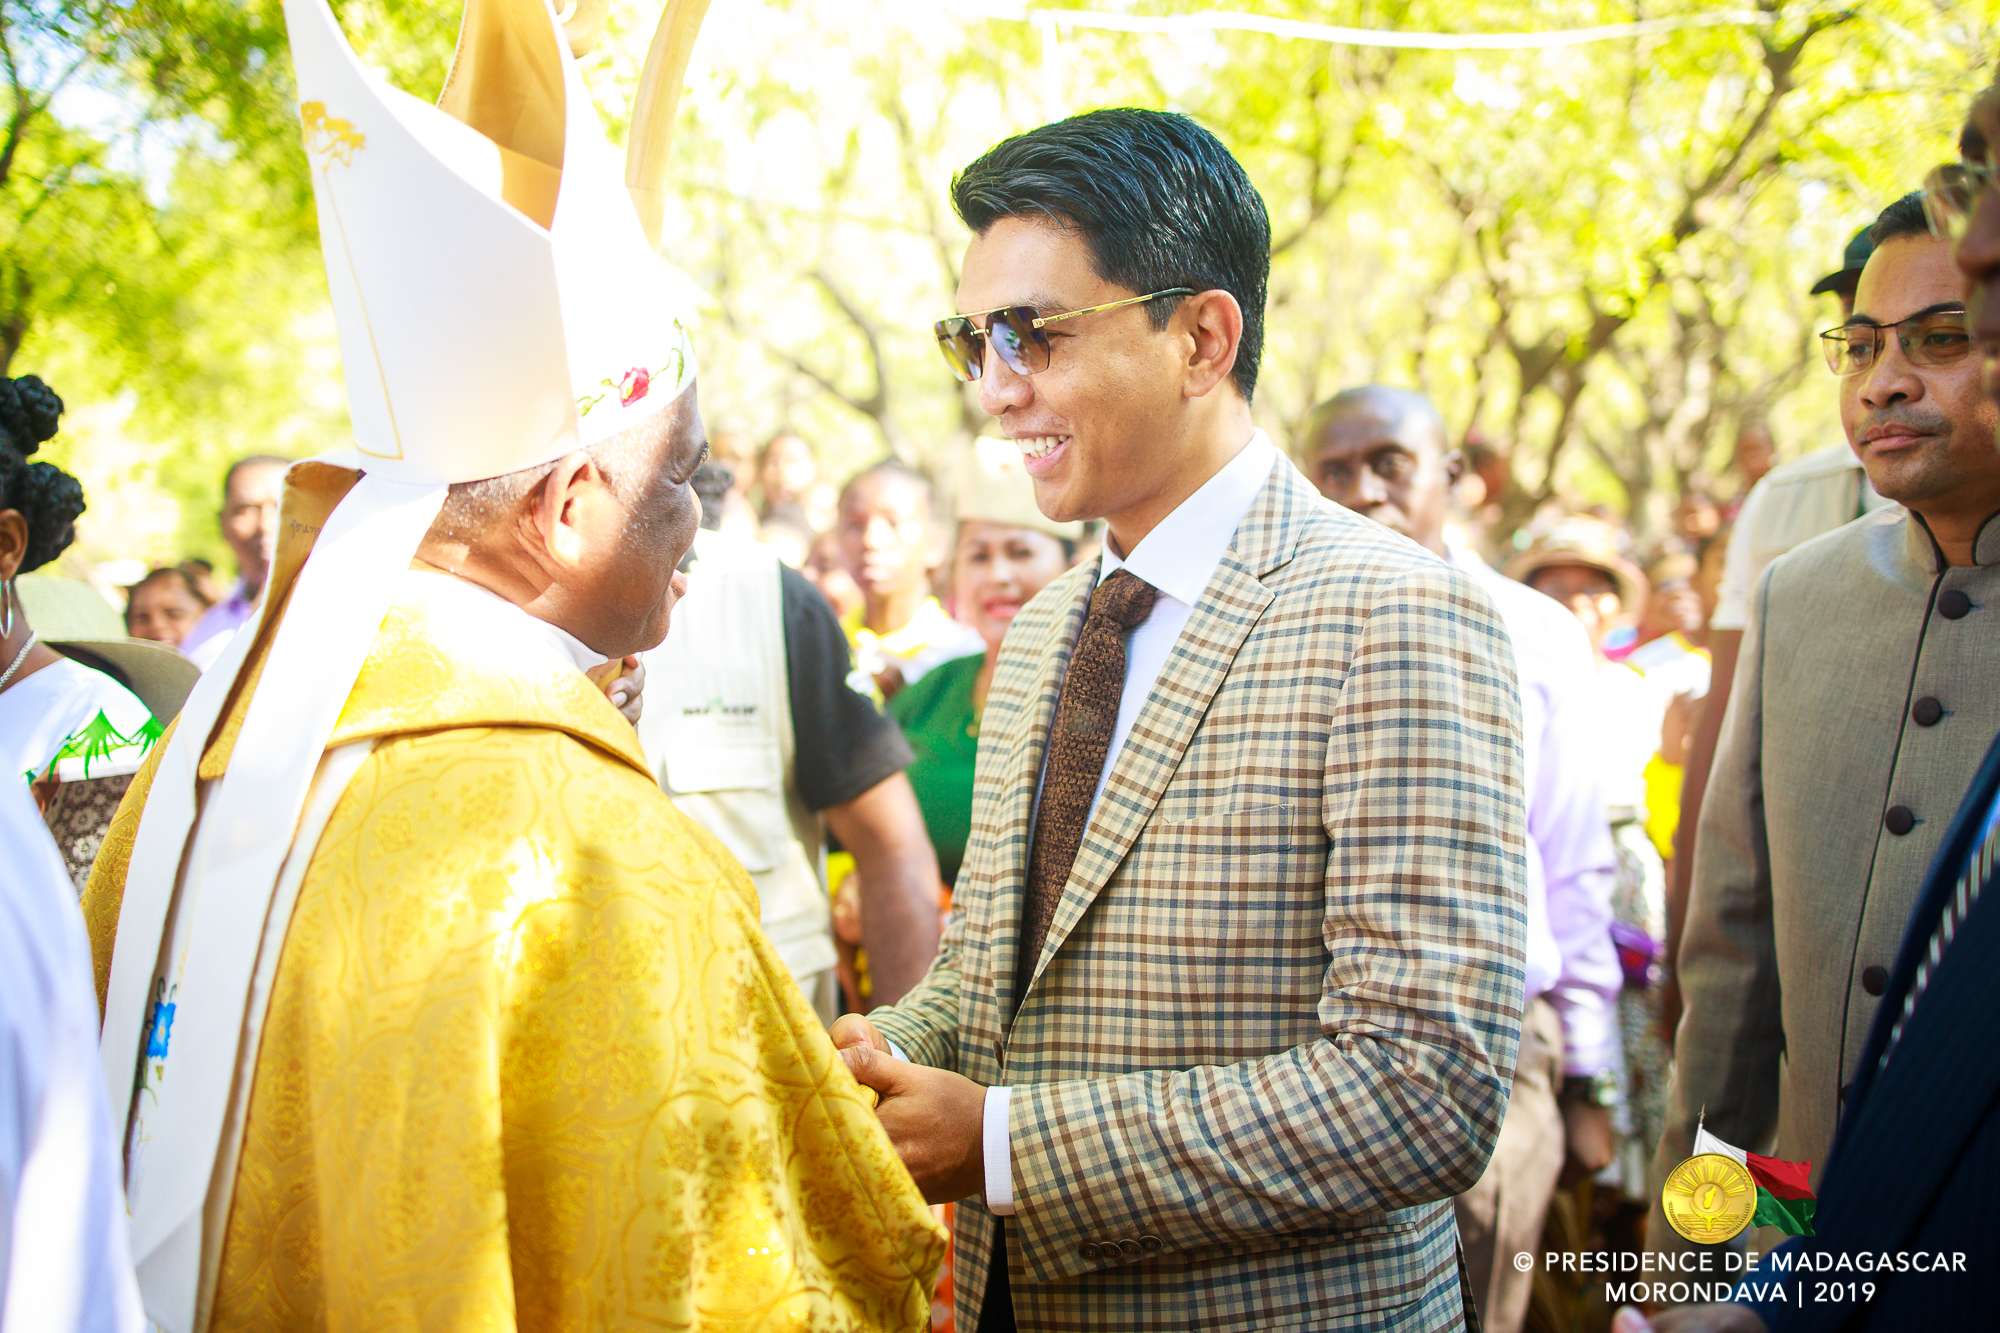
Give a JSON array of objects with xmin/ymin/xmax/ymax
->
[{"xmin": 617, "ymin": 366, "xmax": 651, "ymax": 406}]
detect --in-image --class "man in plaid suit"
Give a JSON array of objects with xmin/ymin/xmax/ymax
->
[{"xmin": 835, "ymin": 109, "xmax": 1530, "ymax": 1332}]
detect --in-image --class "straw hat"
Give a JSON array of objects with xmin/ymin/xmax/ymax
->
[
  {"xmin": 1503, "ymin": 517, "xmax": 1648, "ymax": 611},
  {"xmin": 15, "ymin": 574, "xmax": 200, "ymax": 722}
]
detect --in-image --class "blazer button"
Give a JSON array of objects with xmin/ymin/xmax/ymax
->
[
  {"xmin": 1080, "ymin": 1242, "xmax": 1102, "ymax": 1261},
  {"xmin": 1938, "ymin": 589, "xmax": 1973, "ymax": 619},
  {"xmin": 1862, "ymin": 965, "xmax": 1889, "ymax": 996},
  {"xmin": 1911, "ymin": 696, "xmax": 1944, "ymax": 726},
  {"xmin": 1118, "ymin": 1239, "xmax": 1142, "ymax": 1258},
  {"xmin": 1884, "ymin": 805, "xmax": 1916, "ymax": 836},
  {"xmin": 1140, "ymin": 1234, "xmax": 1163, "ymax": 1253},
  {"xmin": 1839, "ymin": 1082, "xmax": 1850, "ymax": 1104}
]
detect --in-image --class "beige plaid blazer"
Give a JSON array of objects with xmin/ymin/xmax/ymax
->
[{"xmin": 871, "ymin": 459, "xmax": 1529, "ymax": 1332}]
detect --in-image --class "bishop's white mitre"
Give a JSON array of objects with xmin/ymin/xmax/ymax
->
[{"xmin": 295, "ymin": 0, "xmax": 695, "ymax": 477}]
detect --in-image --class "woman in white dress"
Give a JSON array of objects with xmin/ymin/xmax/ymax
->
[{"xmin": 0, "ymin": 374, "xmax": 162, "ymax": 888}]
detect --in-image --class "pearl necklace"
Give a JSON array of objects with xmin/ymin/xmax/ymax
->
[{"xmin": 0, "ymin": 629, "xmax": 38, "ymax": 691}]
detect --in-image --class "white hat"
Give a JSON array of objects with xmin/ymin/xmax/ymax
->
[
  {"xmin": 101, "ymin": 4, "xmax": 700, "ymax": 1322},
  {"xmin": 15, "ymin": 574, "xmax": 199, "ymax": 724},
  {"xmin": 951, "ymin": 436, "xmax": 1085, "ymax": 542}
]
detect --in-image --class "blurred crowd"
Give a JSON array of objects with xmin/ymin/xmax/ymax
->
[
  {"xmin": 7, "ymin": 70, "xmax": 1998, "ymax": 1330},
  {"xmin": 30, "ymin": 351, "xmax": 1803, "ymax": 1333}
]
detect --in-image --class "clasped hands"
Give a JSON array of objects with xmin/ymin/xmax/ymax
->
[
  {"xmin": 585, "ymin": 654, "xmax": 645, "ymax": 724},
  {"xmin": 830, "ymin": 1014, "xmax": 990, "ymax": 1205}
]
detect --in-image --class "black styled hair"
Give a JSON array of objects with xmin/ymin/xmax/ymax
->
[
  {"xmin": 0, "ymin": 373, "xmax": 76, "ymax": 573},
  {"xmin": 1870, "ymin": 190, "xmax": 1933, "ymax": 247},
  {"xmin": 950, "ymin": 108, "xmax": 1272, "ymax": 401}
]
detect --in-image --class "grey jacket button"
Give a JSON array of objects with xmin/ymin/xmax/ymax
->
[
  {"xmin": 1885, "ymin": 805, "xmax": 1916, "ymax": 836},
  {"xmin": 1912, "ymin": 696, "xmax": 1944, "ymax": 726},
  {"xmin": 1862, "ymin": 965, "xmax": 1889, "ymax": 996},
  {"xmin": 1938, "ymin": 589, "xmax": 1973, "ymax": 619}
]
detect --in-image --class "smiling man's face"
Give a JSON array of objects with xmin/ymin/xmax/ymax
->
[
  {"xmin": 957, "ymin": 216, "xmax": 1196, "ymax": 536},
  {"xmin": 1841, "ymin": 233, "xmax": 1998, "ymax": 508}
]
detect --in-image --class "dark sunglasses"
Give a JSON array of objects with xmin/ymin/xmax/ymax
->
[{"xmin": 934, "ymin": 288, "xmax": 1195, "ymax": 382}]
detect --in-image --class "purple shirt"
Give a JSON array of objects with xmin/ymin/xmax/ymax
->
[
  {"xmin": 179, "ymin": 582, "xmax": 258, "ymax": 671},
  {"xmin": 1453, "ymin": 544, "xmax": 1623, "ymax": 1077}
]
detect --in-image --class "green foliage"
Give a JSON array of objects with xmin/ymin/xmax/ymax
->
[
  {"xmin": 3, "ymin": 0, "xmax": 450, "ymax": 570},
  {"xmin": 18, "ymin": 0, "xmax": 2000, "ymax": 570},
  {"xmin": 657, "ymin": 0, "xmax": 1994, "ymax": 540}
]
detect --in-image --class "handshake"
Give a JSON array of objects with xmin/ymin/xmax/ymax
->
[{"xmin": 829, "ymin": 1013, "xmax": 991, "ymax": 1206}]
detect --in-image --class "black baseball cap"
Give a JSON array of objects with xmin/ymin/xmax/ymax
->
[{"xmin": 1809, "ymin": 225, "xmax": 1875, "ymax": 297}]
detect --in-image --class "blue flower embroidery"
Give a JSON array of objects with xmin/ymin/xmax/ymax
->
[{"xmin": 146, "ymin": 1001, "xmax": 176, "ymax": 1059}]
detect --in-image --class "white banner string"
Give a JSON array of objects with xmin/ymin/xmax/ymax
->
[{"xmin": 933, "ymin": 3, "xmax": 1776, "ymax": 52}]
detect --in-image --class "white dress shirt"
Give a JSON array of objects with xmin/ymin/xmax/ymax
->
[{"xmin": 979, "ymin": 429, "xmax": 1282, "ymax": 1214}]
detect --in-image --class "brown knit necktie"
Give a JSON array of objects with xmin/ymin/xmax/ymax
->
[{"xmin": 1019, "ymin": 569, "xmax": 1158, "ymax": 990}]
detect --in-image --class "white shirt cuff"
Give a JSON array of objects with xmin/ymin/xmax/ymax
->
[
  {"xmin": 983, "ymin": 1085, "xmax": 1015, "ymax": 1215},
  {"xmin": 887, "ymin": 1041, "xmax": 908, "ymax": 1062}
]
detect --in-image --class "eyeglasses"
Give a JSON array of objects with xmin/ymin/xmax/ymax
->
[
  {"xmin": 934, "ymin": 288, "xmax": 1196, "ymax": 382},
  {"xmin": 1922, "ymin": 160, "xmax": 1998, "ymax": 241},
  {"xmin": 1819, "ymin": 309, "xmax": 1972, "ymax": 377}
]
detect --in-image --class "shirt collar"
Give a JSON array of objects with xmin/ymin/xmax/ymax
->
[
  {"xmin": 1907, "ymin": 508, "xmax": 2000, "ymax": 571},
  {"xmin": 1098, "ymin": 430, "xmax": 1280, "ymax": 606},
  {"xmin": 403, "ymin": 569, "xmax": 610, "ymax": 676},
  {"xmin": 1975, "ymin": 509, "xmax": 2000, "ymax": 567}
]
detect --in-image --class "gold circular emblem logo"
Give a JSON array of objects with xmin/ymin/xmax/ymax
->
[{"xmin": 1661, "ymin": 1153, "xmax": 1757, "ymax": 1244}]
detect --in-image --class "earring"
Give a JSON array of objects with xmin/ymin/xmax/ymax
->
[{"xmin": 1, "ymin": 578, "xmax": 12, "ymax": 640}]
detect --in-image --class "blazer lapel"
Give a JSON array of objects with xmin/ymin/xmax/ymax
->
[
  {"xmin": 988, "ymin": 562, "xmax": 1094, "ymax": 1022},
  {"xmin": 1018, "ymin": 460, "xmax": 1316, "ymax": 1004}
]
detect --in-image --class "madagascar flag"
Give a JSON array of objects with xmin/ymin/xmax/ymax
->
[{"xmin": 1693, "ymin": 1125, "xmax": 1816, "ymax": 1235}]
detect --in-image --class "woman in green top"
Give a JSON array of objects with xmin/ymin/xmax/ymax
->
[{"xmin": 890, "ymin": 440, "xmax": 1080, "ymax": 890}]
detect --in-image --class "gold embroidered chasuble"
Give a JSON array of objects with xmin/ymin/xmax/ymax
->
[{"xmin": 85, "ymin": 523, "xmax": 943, "ymax": 1329}]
